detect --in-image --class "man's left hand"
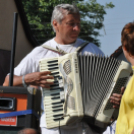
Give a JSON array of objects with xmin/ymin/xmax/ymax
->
[{"xmin": 110, "ymin": 87, "xmax": 125, "ymax": 108}]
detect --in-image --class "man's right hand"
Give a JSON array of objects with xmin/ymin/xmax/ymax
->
[
  {"xmin": 25, "ymin": 71, "xmax": 54, "ymax": 88},
  {"xmin": 3, "ymin": 71, "xmax": 54, "ymax": 88}
]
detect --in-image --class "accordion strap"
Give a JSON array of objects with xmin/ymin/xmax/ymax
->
[
  {"xmin": 42, "ymin": 44, "xmax": 68, "ymax": 55},
  {"xmin": 75, "ymin": 41, "xmax": 89, "ymax": 53},
  {"xmin": 42, "ymin": 41, "xmax": 89, "ymax": 55}
]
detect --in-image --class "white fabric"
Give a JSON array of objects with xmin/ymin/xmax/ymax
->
[
  {"xmin": 103, "ymin": 121, "xmax": 116, "ymax": 134},
  {"xmin": 14, "ymin": 38, "xmax": 104, "ymax": 134}
]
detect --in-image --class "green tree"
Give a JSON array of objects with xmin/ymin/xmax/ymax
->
[{"xmin": 22, "ymin": 0, "xmax": 114, "ymax": 47}]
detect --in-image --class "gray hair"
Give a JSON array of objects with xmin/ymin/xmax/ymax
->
[{"xmin": 51, "ymin": 4, "xmax": 80, "ymax": 32}]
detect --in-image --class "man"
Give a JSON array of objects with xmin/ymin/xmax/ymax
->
[{"xmin": 3, "ymin": 4, "xmax": 122, "ymax": 134}]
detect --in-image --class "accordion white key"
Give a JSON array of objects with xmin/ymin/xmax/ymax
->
[{"xmin": 39, "ymin": 52, "xmax": 132, "ymax": 129}]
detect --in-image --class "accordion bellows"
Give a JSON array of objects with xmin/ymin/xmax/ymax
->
[{"xmin": 39, "ymin": 52, "xmax": 132, "ymax": 129}]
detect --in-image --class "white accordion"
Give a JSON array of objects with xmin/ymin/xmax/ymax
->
[{"xmin": 39, "ymin": 52, "xmax": 132, "ymax": 129}]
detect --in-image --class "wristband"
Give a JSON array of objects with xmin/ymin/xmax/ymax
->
[{"xmin": 22, "ymin": 75, "xmax": 28, "ymax": 87}]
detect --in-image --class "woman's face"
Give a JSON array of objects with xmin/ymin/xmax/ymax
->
[{"xmin": 122, "ymin": 45, "xmax": 131, "ymax": 62}]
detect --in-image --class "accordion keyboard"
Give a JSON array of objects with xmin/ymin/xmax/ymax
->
[{"xmin": 40, "ymin": 58, "xmax": 66, "ymax": 127}]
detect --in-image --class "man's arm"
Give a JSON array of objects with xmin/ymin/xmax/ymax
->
[{"xmin": 3, "ymin": 71, "xmax": 54, "ymax": 88}]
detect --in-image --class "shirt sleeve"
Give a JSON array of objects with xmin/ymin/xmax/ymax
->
[
  {"xmin": 14, "ymin": 47, "xmax": 42, "ymax": 76},
  {"xmin": 14, "ymin": 54, "xmax": 34, "ymax": 76}
]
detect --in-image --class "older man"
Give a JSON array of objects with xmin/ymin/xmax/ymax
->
[{"xmin": 3, "ymin": 4, "xmax": 122, "ymax": 134}]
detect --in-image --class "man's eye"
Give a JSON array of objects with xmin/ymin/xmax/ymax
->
[
  {"xmin": 77, "ymin": 23, "xmax": 80, "ymax": 26},
  {"xmin": 67, "ymin": 23, "xmax": 75, "ymax": 26},
  {"xmin": 66, "ymin": 23, "xmax": 80, "ymax": 27}
]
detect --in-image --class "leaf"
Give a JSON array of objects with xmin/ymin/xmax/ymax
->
[{"xmin": 21, "ymin": 0, "xmax": 114, "ymax": 47}]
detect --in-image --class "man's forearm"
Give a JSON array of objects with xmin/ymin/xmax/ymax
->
[
  {"xmin": 3, "ymin": 71, "xmax": 54, "ymax": 88},
  {"xmin": 3, "ymin": 75, "xmax": 23, "ymax": 87}
]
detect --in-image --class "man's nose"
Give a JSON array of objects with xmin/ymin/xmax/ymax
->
[{"xmin": 73, "ymin": 24, "xmax": 80, "ymax": 31}]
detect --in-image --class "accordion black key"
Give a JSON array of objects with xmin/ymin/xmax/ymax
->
[{"xmin": 39, "ymin": 52, "xmax": 132, "ymax": 129}]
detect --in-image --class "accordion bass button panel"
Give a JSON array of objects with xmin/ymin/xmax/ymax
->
[
  {"xmin": 39, "ymin": 53, "xmax": 84, "ymax": 129},
  {"xmin": 95, "ymin": 60, "xmax": 132, "ymax": 126}
]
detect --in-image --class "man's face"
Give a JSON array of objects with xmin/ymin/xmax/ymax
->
[{"xmin": 55, "ymin": 13, "xmax": 81, "ymax": 44}]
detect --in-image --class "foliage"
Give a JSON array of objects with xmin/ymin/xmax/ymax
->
[{"xmin": 21, "ymin": 0, "xmax": 114, "ymax": 47}]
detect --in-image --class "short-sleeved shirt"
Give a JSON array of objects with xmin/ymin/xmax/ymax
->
[{"xmin": 14, "ymin": 38, "xmax": 104, "ymax": 134}]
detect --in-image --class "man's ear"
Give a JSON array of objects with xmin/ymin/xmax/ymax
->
[{"xmin": 53, "ymin": 20, "xmax": 59, "ymax": 32}]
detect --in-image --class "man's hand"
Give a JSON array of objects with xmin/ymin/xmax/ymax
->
[
  {"xmin": 110, "ymin": 87, "xmax": 125, "ymax": 108},
  {"xmin": 3, "ymin": 71, "xmax": 54, "ymax": 88},
  {"xmin": 25, "ymin": 71, "xmax": 54, "ymax": 88}
]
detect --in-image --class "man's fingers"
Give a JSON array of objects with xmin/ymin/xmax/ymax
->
[
  {"xmin": 40, "ymin": 72, "xmax": 54, "ymax": 80},
  {"xmin": 121, "ymin": 86, "xmax": 125, "ymax": 94},
  {"xmin": 113, "ymin": 105, "xmax": 119, "ymax": 109},
  {"xmin": 109, "ymin": 87, "xmax": 125, "ymax": 109},
  {"xmin": 40, "ymin": 80, "xmax": 54, "ymax": 85},
  {"xmin": 110, "ymin": 99, "xmax": 120, "ymax": 105},
  {"xmin": 110, "ymin": 97, "xmax": 121, "ymax": 103},
  {"xmin": 40, "ymin": 84, "xmax": 51, "ymax": 88},
  {"xmin": 40, "ymin": 71, "xmax": 52, "ymax": 75},
  {"xmin": 111, "ymin": 93, "xmax": 122, "ymax": 100},
  {"xmin": 110, "ymin": 93, "xmax": 122, "ymax": 106},
  {"xmin": 41, "ymin": 75, "xmax": 54, "ymax": 80},
  {"xmin": 110, "ymin": 99, "xmax": 120, "ymax": 109}
]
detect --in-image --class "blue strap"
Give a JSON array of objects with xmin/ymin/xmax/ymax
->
[{"xmin": 0, "ymin": 110, "xmax": 39, "ymax": 119}]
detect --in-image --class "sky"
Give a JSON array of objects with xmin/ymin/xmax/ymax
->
[{"xmin": 96, "ymin": 0, "xmax": 134, "ymax": 56}]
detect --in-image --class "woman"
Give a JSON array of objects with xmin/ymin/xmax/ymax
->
[{"xmin": 116, "ymin": 22, "xmax": 134, "ymax": 134}]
